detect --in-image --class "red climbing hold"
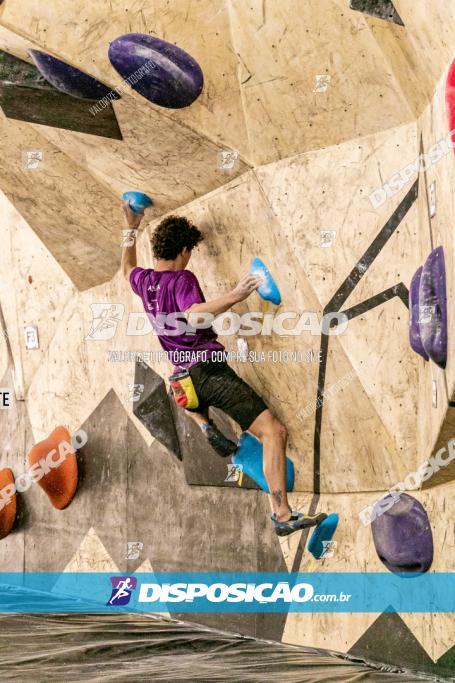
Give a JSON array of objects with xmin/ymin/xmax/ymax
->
[
  {"xmin": 0, "ymin": 468, "xmax": 17, "ymax": 539},
  {"xmin": 28, "ymin": 426, "xmax": 78, "ymax": 510}
]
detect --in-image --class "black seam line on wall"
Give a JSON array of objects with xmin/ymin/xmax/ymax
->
[
  {"xmin": 340, "ymin": 283, "xmax": 409, "ymax": 321},
  {"xmin": 312, "ymin": 180, "xmax": 419, "ymax": 496},
  {"xmin": 290, "ymin": 493, "xmax": 320, "ymax": 575},
  {"xmin": 312, "ymin": 287, "xmax": 409, "ymax": 494},
  {"xmin": 326, "ymin": 180, "xmax": 418, "ymax": 314}
]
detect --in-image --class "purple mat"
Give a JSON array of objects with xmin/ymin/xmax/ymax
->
[
  {"xmin": 108, "ymin": 34, "xmax": 203, "ymax": 109},
  {"xmin": 28, "ymin": 50, "xmax": 118, "ymax": 101},
  {"xmin": 418, "ymin": 246, "xmax": 448, "ymax": 369},
  {"xmin": 371, "ymin": 493, "xmax": 433, "ymax": 574},
  {"xmin": 409, "ymin": 266, "xmax": 429, "ymax": 361}
]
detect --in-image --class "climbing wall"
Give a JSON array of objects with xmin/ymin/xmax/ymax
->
[{"xmin": 0, "ymin": 0, "xmax": 455, "ymax": 678}]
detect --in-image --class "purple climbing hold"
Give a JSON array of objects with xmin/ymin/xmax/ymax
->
[
  {"xmin": 108, "ymin": 33, "xmax": 203, "ymax": 109},
  {"xmin": 409, "ymin": 266, "xmax": 429, "ymax": 361},
  {"xmin": 371, "ymin": 493, "xmax": 433, "ymax": 574},
  {"xmin": 28, "ymin": 50, "xmax": 119, "ymax": 101},
  {"xmin": 419, "ymin": 246, "xmax": 447, "ymax": 369}
]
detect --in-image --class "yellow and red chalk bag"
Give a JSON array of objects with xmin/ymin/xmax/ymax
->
[{"xmin": 169, "ymin": 370, "xmax": 199, "ymax": 410}]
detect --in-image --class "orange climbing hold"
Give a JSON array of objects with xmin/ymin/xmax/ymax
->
[
  {"xmin": 0, "ymin": 468, "xmax": 17, "ymax": 539},
  {"xmin": 28, "ymin": 426, "xmax": 78, "ymax": 510}
]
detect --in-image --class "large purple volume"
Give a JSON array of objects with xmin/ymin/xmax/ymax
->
[
  {"xmin": 409, "ymin": 266, "xmax": 429, "ymax": 360},
  {"xmin": 372, "ymin": 493, "xmax": 433, "ymax": 574},
  {"xmin": 419, "ymin": 246, "xmax": 448, "ymax": 369},
  {"xmin": 108, "ymin": 33, "xmax": 203, "ymax": 108},
  {"xmin": 28, "ymin": 50, "xmax": 118, "ymax": 101}
]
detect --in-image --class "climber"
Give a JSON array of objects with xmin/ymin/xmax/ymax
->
[{"xmin": 121, "ymin": 202, "xmax": 327, "ymax": 537}]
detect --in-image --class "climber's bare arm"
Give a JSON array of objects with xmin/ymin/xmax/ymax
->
[
  {"xmin": 121, "ymin": 201, "xmax": 144, "ymax": 280},
  {"xmin": 186, "ymin": 274, "xmax": 262, "ymax": 322}
]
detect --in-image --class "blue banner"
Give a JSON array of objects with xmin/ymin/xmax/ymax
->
[{"xmin": 1, "ymin": 572, "xmax": 455, "ymax": 613}]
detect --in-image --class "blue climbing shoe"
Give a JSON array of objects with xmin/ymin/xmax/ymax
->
[{"xmin": 272, "ymin": 510, "xmax": 327, "ymax": 537}]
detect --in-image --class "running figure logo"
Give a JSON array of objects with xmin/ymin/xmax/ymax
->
[
  {"xmin": 225, "ymin": 463, "xmax": 244, "ymax": 486},
  {"xmin": 107, "ymin": 576, "xmax": 137, "ymax": 606},
  {"xmin": 86, "ymin": 304, "xmax": 124, "ymax": 341}
]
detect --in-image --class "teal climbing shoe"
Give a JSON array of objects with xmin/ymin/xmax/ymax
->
[{"xmin": 272, "ymin": 510, "xmax": 327, "ymax": 537}]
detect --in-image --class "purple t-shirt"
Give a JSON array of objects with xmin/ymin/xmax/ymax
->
[{"xmin": 130, "ymin": 267, "xmax": 224, "ymax": 369}]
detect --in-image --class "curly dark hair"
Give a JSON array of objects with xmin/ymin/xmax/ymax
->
[{"xmin": 151, "ymin": 215, "xmax": 203, "ymax": 260}]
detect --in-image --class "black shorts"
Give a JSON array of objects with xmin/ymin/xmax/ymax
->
[{"xmin": 188, "ymin": 361, "xmax": 268, "ymax": 432}]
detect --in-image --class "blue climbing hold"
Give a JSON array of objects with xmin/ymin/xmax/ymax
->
[
  {"xmin": 249, "ymin": 257, "xmax": 281, "ymax": 305},
  {"xmin": 232, "ymin": 432, "xmax": 294, "ymax": 493},
  {"xmin": 308, "ymin": 513, "xmax": 339, "ymax": 559},
  {"xmin": 123, "ymin": 191, "xmax": 154, "ymax": 214}
]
